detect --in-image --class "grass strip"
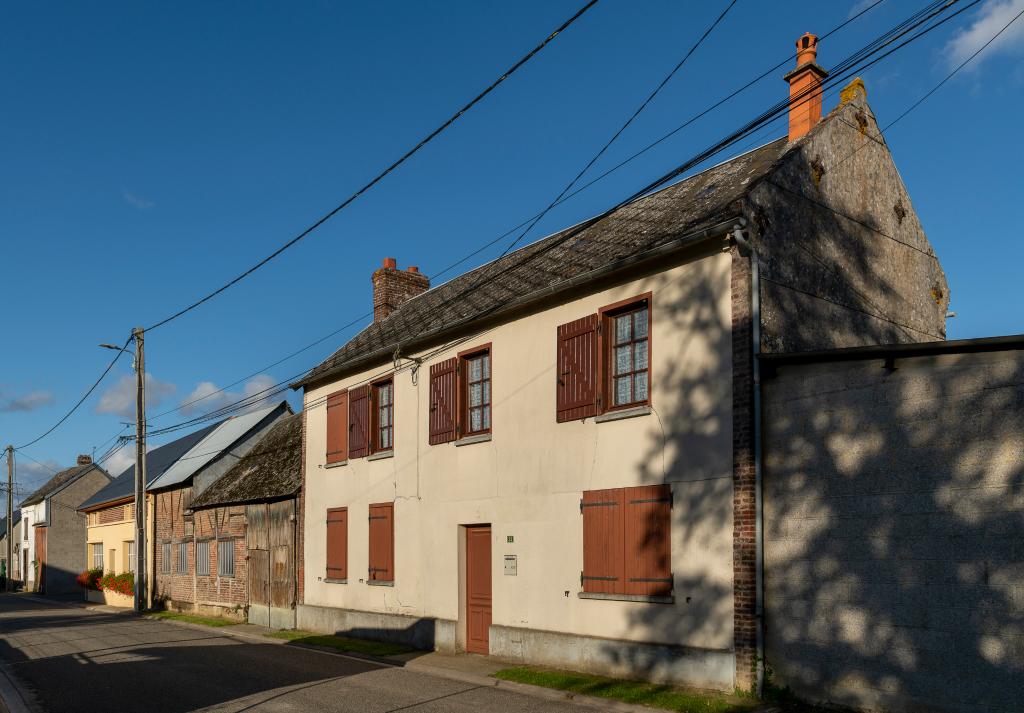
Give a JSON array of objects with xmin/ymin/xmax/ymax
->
[
  {"xmin": 493, "ymin": 666, "xmax": 758, "ymax": 713},
  {"xmin": 147, "ymin": 611, "xmax": 238, "ymax": 628},
  {"xmin": 265, "ymin": 629, "xmax": 414, "ymax": 657}
]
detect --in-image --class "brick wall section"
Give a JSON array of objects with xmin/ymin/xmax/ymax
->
[
  {"xmin": 153, "ymin": 486, "xmax": 246, "ymax": 612},
  {"xmin": 371, "ymin": 264, "xmax": 429, "ymax": 321},
  {"xmin": 731, "ymin": 246, "xmax": 757, "ymax": 692},
  {"xmin": 296, "ymin": 407, "xmax": 307, "ymax": 604},
  {"xmin": 97, "ymin": 503, "xmax": 130, "ymax": 525}
]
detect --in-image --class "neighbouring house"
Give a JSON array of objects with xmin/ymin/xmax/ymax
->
[
  {"xmin": 150, "ymin": 402, "xmax": 291, "ymax": 618},
  {"xmin": 761, "ymin": 336, "xmax": 1024, "ymax": 713},
  {"xmin": 19, "ymin": 456, "xmax": 112, "ymax": 594},
  {"xmin": 189, "ymin": 412, "xmax": 303, "ymax": 628},
  {"xmin": 292, "ymin": 35, "xmax": 948, "ymax": 691},
  {"xmin": 77, "ymin": 422, "xmax": 220, "ymax": 607},
  {"xmin": 1, "ymin": 511, "xmax": 23, "ymax": 584}
]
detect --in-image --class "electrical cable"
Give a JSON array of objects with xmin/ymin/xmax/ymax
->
[{"xmin": 143, "ymin": 0, "xmax": 600, "ymax": 333}]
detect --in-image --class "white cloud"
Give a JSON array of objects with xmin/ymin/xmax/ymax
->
[
  {"xmin": 96, "ymin": 374, "xmax": 177, "ymax": 419},
  {"xmin": 944, "ymin": 0, "xmax": 1024, "ymax": 70},
  {"xmin": 14, "ymin": 458, "xmax": 63, "ymax": 504},
  {"xmin": 101, "ymin": 447, "xmax": 136, "ymax": 478},
  {"xmin": 122, "ymin": 189, "xmax": 155, "ymax": 210},
  {"xmin": 0, "ymin": 390, "xmax": 55, "ymax": 412},
  {"xmin": 849, "ymin": 0, "xmax": 880, "ymax": 20},
  {"xmin": 178, "ymin": 374, "xmax": 278, "ymax": 416}
]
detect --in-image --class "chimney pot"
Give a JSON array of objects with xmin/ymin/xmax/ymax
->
[
  {"xmin": 784, "ymin": 32, "xmax": 828, "ymax": 142},
  {"xmin": 77, "ymin": 454, "xmax": 92, "ymax": 466},
  {"xmin": 382, "ymin": 257, "xmax": 397, "ymax": 269},
  {"xmin": 407, "ymin": 266, "xmax": 419, "ymax": 274}
]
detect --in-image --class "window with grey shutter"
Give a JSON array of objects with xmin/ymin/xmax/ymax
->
[
  {"xmin": 196, "ymin": 541, "xmax": 211, "ymax": 576},
  {"xmin": 217, "ymin": 540, "xmax": 235, "ymax": 577},
  {"xmin": 161, "ymin": 543, "xmax": 171, "ymax": 573},
  {"xmin": 176, "ymin": 542, "xmax": 188, "ymax": 574}
]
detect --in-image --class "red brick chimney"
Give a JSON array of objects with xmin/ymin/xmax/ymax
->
[
  {"xmin": 372, "ymin": 257, "xmax": 430, "ymax": 322},
  {"xmin": 783, "ymin": 32, "xmax": 828, "ymax": 141},
  {"xmin": 77, "ymin": 454, "xmax": 92, "ymax": 466}
]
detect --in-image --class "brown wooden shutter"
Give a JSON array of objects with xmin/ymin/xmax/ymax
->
[
  {"xmin": 429, "ymin": 358, "xmax": 458, "ymax": 444},
  {"xmin": 326, "ymin": 391, "xmax": 348, "ymax": 464},
  {"xmin": 348, "ymin": 385, "xmax": 369, "ymax": 459},
  {"xmin": 325, "ymin": 508, "xmax": 348, "ymax": 580},
  {"xmin": 581, "ymin": 488, "xmax": 624, "ymax": 594},
  {"xmin": 624, "ymin": 485, "xmax": 672, "ymax": 596},
  {"xmin": 557, "ymin": 314, "xmax": 599, "ymax": 422},
  {"xmin": 368, "ymin": 502, "xmax": 394, "ymax": 582}
]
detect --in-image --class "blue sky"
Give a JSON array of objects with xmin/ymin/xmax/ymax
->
[{"xmin": 2, "ymin": 0, "xmax": 1023, "ymax": 494}]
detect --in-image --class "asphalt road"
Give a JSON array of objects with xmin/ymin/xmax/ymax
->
[{"xmin": 0, "ymin": 595, "xmax": 579, "ymax": 713}]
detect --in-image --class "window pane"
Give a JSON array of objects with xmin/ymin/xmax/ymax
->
[
  {"xmin": 470, "ymin": 408, "xmax": 482, "ymax": 432},
  {"xmin": 469, "ymin": 383, "xmax": 482, "ymax": 407},
  {"xmin": 635, "ymin": 372, "xmax": 648, "ymax": 401},
  {"xmin": 615, "ymin": 314, "xmax": 631, "ymax": 344},
  {"xmin": 482, "ymin": 406, "xmax": 491, "ymax": 429},
  {"xmin": 482, "ymin": 381, "xmax": 490, "ymax": 405},
  {"xmin": 634, "ymin": 308, "xmax": 649, "ymax": 338},
  {"xmin": 469, "ymin": 358, "xmax": 482, "ymax": 381},
  {"xmin": 378, "ymin": 384, "xmax": 390, "ymax": 406},
  {"xmin": 482, "ymin": 354, "xmax": 490, "ymax": 378},
  {"xmin": 615, "ymin": 345, "xmax": 631, "ymax": 375},
  {"xmin": 615, "ymin": 376, "xmax": 631, "ymax": 405},
  {"xmin": 635, "ymin": 340, "xmax": 648, "ymax": 370},
  {"xmin": 381, "ymin": 429, "xmax": 391, "ymax": 449}
]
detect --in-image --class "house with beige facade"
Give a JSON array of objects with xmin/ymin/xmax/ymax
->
[
  {"xmin": 293, "ymin": 36, "xmax": 949, "ymax": 692},
  {"xmin": 78, "ymin": 421, "xmax": 220, "ymax": 607}
]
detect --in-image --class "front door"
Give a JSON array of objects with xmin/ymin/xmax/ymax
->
[{"xmin": 465, "ymin": 525, "xmax": 492, "ymax": 655}]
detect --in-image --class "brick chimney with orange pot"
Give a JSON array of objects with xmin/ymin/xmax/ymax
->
[
  {"xmin": 783, "ymin": 32, "xmax": 829, "ymax": 141},
  {"xmin": 372, "ymin": 257, "xmax": 430, "ymax": 322}
]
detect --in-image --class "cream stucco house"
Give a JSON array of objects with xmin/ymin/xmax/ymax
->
[{"xmin": 293, "ymin": 38, "xmax": 949, "ymax": 691}]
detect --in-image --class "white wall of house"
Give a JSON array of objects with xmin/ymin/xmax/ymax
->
[
  {"xmin": 302, "ymin": 250, "xmax": 736, "ymax": 680},
  {"xmin": 20, "ymin": 501, "xmax": 44, "ymax": 586}
]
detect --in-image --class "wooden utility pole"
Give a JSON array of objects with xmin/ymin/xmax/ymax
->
[
  {"xmin": 5, "ymin": 445, "xmax": 12, "ymax": 592},
  {"xmin": 133, "ymin": 327, "xmax": 147, "ymax": 612}
]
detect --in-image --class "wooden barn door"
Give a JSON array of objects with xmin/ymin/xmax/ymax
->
[
  {"xmin": 246, "ymin": 504, "xmax": 270, "ymax": 626},
  {"xmin": 465, "ymin": 526, "xmax": 492, "ymax": 655},
  {"xmin": 268, "ymin": 501, "xmax": 294, "ymax": 611}
]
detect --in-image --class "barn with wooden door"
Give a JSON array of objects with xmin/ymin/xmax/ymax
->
[{"xmin": 189, "ymin": 412, "xmax": 304, "ymax": 628}]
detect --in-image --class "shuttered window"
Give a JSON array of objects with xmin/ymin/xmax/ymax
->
[
  {"xmin": 125, "ymin": 541, "xmax": 136, "ymax": 574},
  {"xmin": 556, "ymin": 315, "xmax": 599, "ymax": 422},
  {"xmin": 581, "ymin": 484, "xmax": 672, "ymax": 597},
  {"xmin": 326, "ymin": 390, "xmax": 348, "ymax": 464},
  {"xmin": 429, "ymin": 358, "xmax": 457, "ymax": 444},
  {"xmin": 176, "ymin": 542, "xmax": 189, "ymax": 574},
  {"xmin": 373, "ymin": 380, "xmax": 394, "ymax": 452},
  {"xmin": 91, "ymin": 543, "xmax": 104, "ymax": 570},
  {"xmin": 161, "ymin": 543, "xmax": 171, "ymax": 573},
  {"xmin": 326, "ymin": 508, "xmax": 348, "ymax": 580},
  {"xmin": 196, "ymin": 540, "xmax": 211, "ymax": 576},
  {"xmin": 218, "ymin": 540, "xmax": 235, "ymax": 577},
  {"xmin": 368, "ymin": 502, "xmax": 394, "ymax": 583},
  {"xmin": 348, "ymin": 385, "xmax": 370, "ymax": 459}
]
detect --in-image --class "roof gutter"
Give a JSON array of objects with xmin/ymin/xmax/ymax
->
[{"xmin": 296, "ymin": 216, "xmax": 742, "ymax": 389}]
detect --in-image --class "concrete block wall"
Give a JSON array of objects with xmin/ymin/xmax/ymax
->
[{"xmin": 762, "ymin": 347, "xmax": 1024, "ymax": 713}]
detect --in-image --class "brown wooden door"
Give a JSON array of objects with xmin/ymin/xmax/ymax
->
[
  {"xmin": 34, "ymin": 527, "xmax": 46, "ymax": 592},
  {"xmin": 465, "ymin": 526, "xmax": 492, "ymax": 655}
]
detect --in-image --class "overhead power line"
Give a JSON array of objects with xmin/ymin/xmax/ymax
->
[
  {"xmin": 14, "ymin": 333, "xmax": 133, "ymax": 450},
  {"xmin": 139, "ymin": 0, "xmax": 977, "ymax": 440},
  {"xmin": 144, "ymin": 0, "xmax": 600, "ymax": 333},
  {"xmin": 137, "ymin": 0, "xmax": 884, "ymax": 432}
]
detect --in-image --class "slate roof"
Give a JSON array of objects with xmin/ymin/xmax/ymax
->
[
  {"xmin": 0, "ymin": 511, "xmax": 21, "ymax": 535},
  {"xmin": 20, "ymin": 464, "xmax": 111, "ymax": 508},
  {"xmin": 297, "ymin": 137, "xmax": 789, "ymax": 387},
  {"xmin": 78, "ymin": 422, "xmax": 220, "ymax": 511},
  {"xmin": 190, "ymin": 412, "xmax": 303, "ymax": 509}
]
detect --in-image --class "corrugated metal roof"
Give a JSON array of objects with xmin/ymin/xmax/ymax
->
[
  {"xmin": 147, "ymin": 404, "xmax": 282, "ymax": 491},
  {"xmin": 78, "ymin": 422, "xmax": 220, "ymax": 511}
]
